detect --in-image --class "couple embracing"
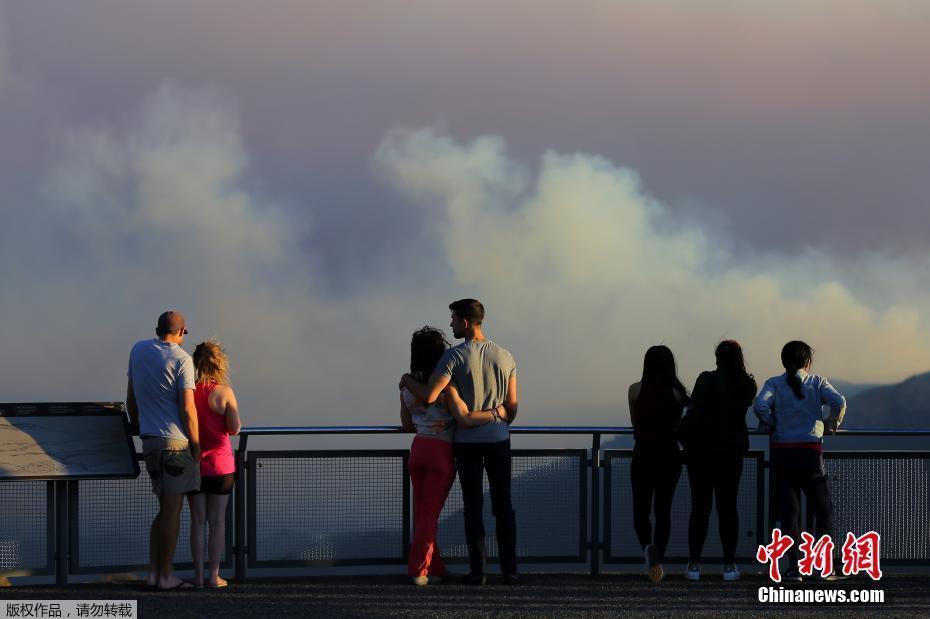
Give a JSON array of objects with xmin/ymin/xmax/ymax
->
[{"xmin": 398, "ymin": 299, "xmax": 521, "ymax": 586}]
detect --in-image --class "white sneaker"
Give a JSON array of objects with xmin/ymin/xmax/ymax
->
[
  {"xmin": 685, "ymin": 563, "xmax": 701, "ymax": 581},
  {"xmin": 411, "ymin": 575, "xmax": 429, "ymax": 586},
  {"xmin": 722, "ymin": 564, "xmax": 740, "ymax": 581}
]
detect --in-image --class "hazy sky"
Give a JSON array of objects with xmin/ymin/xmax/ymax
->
[{"xmin": 1, "ymin": 1, "xmax": 929, "ymax": 428}]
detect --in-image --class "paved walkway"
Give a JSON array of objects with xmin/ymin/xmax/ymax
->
[{"xmin": 2, "ymin": 573, "xmax": 928, "ymax": 617}]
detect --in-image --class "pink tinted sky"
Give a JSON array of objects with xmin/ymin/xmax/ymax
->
[{"xmin": 4, "ymin": 1, "xmax": 928, "ymax": 251}]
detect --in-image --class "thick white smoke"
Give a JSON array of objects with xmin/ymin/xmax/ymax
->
[
  {"xmin": 2, "ymin": 86, "xmax": 929, "ymax": 433},
  {"xmin": 372, "ymin": 127, "xmax": 930, "ymax": 413},
  {"xmin": 2, "ymin": 85, "xmax": 405, "ymax": 430}
]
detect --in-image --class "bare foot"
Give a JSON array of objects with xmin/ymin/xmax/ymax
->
[
  {"xmin": 146, "ymin": 572, "xmax": 157, "ymax": 588},
  {"xmin": 206, "ymin": 576, "xmax": 228, "ymax": 588},
  {"xmin": 156, "ymin": 575, "xmax": 194, "ymax": 590}
]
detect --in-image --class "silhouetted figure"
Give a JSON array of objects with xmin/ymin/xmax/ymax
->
[
  {"xmin": 680, "ymin": 340, "xmax": 757, "ymax": 582},
  {"xmin": 628, "ymin": 345, "xmax": 688, "ymax": 583}
]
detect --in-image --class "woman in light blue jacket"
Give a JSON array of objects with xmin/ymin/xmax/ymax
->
[{"xmin": 753, "ymin": 341, "xmax": 846, "ymax": 582}]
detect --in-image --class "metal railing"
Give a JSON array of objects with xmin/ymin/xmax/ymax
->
[{"xmin": 2, "ymin": 426, "xmax": 929, "ymax": 583}]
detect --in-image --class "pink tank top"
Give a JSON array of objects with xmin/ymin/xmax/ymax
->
[{"xmin": 194, "ymin": 381, "xmax": 235, "ymax": 476}]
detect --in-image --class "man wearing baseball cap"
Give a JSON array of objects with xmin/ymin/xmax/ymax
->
[{"xmin": 126, "ymin": 310, "xmax": 200, "ymax": 590}]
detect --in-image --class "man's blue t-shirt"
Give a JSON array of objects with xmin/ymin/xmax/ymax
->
[{"xmin": 128, "ymin": 338, "xmax": 195, "ymax": 440}]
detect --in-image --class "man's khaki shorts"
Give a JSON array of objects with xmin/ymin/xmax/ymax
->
[{"xmin": 141, "ymin": 437, "xmax": 201, "ymax": 497}]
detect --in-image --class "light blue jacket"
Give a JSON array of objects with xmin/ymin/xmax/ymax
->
[{"xmin": 753, "ymin": 370, "xmax": 847, "ymax": 444}]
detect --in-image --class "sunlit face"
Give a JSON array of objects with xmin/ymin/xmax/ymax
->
[{"xmin": 450, "ymin": 311, "xmax": 466, "ymax": 339}]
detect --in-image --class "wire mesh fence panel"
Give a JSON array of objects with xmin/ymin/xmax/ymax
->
[
  {"xmin": 75, "ymin": 466, "xmax": 229, "ymax": 572},
  {"xmin": 436, "ymin": 451, "xmax": 586, "ymax": 562},
  {"xmin": 0, "ymin": 481, "xmax": 49, "ymax": 574},
  {"xmin": 604, "ymin": 451, "xmax": 762, "ymax": 564},
  {"xmin": 10, "ymin": 436, "xmax": 929, "ymax": 577},
  {"xmin": 824, "ymin": 453, "xmax": 930, "ymax": 564},
  {"xmin": 247, "ymin": 450, "xmax": 585, "ymax": 566},
  {"xmin": 249, "ymin": 452, "xmax": 407, "ymax": 565}
]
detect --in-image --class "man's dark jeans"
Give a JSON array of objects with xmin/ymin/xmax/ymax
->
[{"xmin": 454, "ymin": 439, "xmax": 517, "ymax": 576}]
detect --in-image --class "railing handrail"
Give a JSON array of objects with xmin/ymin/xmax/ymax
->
[{"xmin": 238, "ymin": 425, "xmax": 930, "ymax": 437}]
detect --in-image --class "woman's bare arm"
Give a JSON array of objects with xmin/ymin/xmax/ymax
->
[
  {"xmin": 210, "ymin": 384, "xmax": 242, "ymax": 435},
  {"xmin": 399, "ymin": 392, "xmax": 415, "ymax": 432},
  {"xmin": 628, "ymin": 382, "xmax": 640, "ymax": 427}
]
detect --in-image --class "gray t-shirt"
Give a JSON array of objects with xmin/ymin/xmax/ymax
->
[
  {"xmin": 127, "ymin": 338, "xmax": 196, "ymax": 440},
  {"xmin": 436, "ymin": 339, "xmax": 516, "ymax": 444}
]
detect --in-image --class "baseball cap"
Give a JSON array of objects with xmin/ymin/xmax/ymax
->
[{"xmin": 156, "ymin": 311, "xmax": 188, "ymax": 336}]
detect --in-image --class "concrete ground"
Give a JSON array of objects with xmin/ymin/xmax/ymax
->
[{"xmin": 1, "ymin": 572, "xmax": 928, "ymax": 617}]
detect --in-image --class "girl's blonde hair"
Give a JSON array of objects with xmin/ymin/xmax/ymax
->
[{"xmin": 193, "ymin": 339, "xmax": 230, "ymax": 385}]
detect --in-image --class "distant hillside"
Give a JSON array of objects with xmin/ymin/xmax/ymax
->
[
  {"xmin": 600, "ymin": 374, "xmax": 928, "ymax": 446},
  {"xmin": 848, "ymin": 371, "xmax": 930, "ymax": 428},
  {"xmin": 829, "ymin": 379, "xmax": 883, "ymax": 399}
]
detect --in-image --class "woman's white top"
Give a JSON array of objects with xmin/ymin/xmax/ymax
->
[
  {"xmin": 402, "ymin": 387, "xmax": 455, "ymax": 442},
  {"xmin": 753, "ymin": 370, "xmax": 846, "ymax": 443}
]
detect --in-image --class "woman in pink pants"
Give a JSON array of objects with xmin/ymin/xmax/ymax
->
[{"xmin": 400, "ymin": 327, "xmax": 504, "ymax": 586}]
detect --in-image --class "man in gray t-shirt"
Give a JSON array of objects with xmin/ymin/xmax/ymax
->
[
  {"xmin": 126, "ymin": 310, "xmax": 200, "ymax": 590},
  {"xmin": 400, "ymin": 299, "xmax": 520, "ymax": 584},
  {"xmin": 434, "ymin": 338, "xmax": 516, "ymax": 444}
]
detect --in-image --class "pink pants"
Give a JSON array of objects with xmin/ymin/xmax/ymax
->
[{"xmin": 407, "ymin": 435, "xmax": 456, "ymax": 577}]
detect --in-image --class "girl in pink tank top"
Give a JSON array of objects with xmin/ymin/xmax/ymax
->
[
  {"xmin": 187, "ymin": 340, "xmax": 242, "ymax": 589},
  {"xmin": 194, "ymin": 381, "xmax": 235, "ymax": 476}
]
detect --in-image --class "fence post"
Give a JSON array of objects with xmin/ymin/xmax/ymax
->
[
  {"xmin": 234, "ymin": 434, "xmax": 248, "ymax": 582},
  {"xmin": 766, "ymin": 434, "xmax": 776, "ymax": 536},
  {"xmin": 590, "ymin": 432, "xmax": 601, "ymax": 576},
  {"xmin": 402, "ymin": 451, "xmax": 410, "ymax": 562},
  {"xmin": 54, "ymin": 480, "xmax": 69, "ymax": 585}
]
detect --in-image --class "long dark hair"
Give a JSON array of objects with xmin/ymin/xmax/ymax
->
[
  {"xmin": 715, "ymin": 339, "xmax": 756, "ymax": 397},
  {"xmin": 780, "ymin": 340, "xmax": 813, "ymax": 400},
  {"xmin": 636, "ymin": 345, "xmax": 688, "ymax": 405},
  {"xmin": 410, "ymin": 326, "xmax": 449, "ymax": 383}
]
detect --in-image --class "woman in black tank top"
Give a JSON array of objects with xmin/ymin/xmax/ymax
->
[{"xmin": 628, "ymin": 345, "xmax": 688, "ymax": 583}]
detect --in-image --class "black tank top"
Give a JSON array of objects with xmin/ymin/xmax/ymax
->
[{"xmin": 631, "ymin": 385, "xmax": 683, "ymax": 450}]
